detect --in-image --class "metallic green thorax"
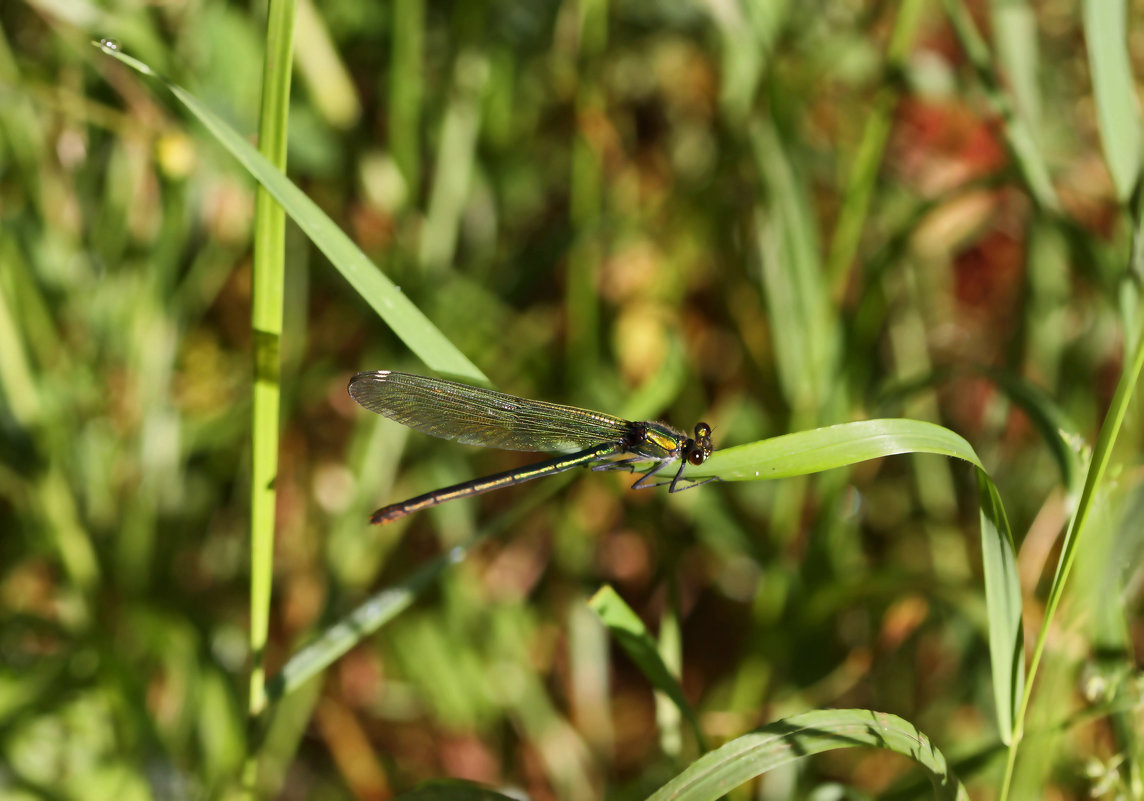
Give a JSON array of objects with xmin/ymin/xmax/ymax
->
[{"xmin": 624, "ymin": 421, "xmax": 689, "ymax": 459}]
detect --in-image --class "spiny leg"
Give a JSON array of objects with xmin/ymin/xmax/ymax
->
[
  {"xmin": 630, "ymin": 459, "xmax": 720, "ymax": 493},
  {"xmin": 633, "ymin": 474, "xmax": 719, "ymax": 492},
  {"xmin": 629, "ymin": 460, "xmax": 674, "ymax": 490},
  {"xmin": 590, "ymin": 456, "xmax": 646, "ymax": 475},
  {"xmin": 595, "ymin": 458, "xmax": 718, "ymax": 492},
  {"xmin": 668, "ymin": 458, "xmax": 719, "ymax": 493}
]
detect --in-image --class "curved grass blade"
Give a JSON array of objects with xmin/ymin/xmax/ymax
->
[
  {"xmin": 91, "ymin": 41, "xmax": 484, "ymax": 384},
  {"xmin": 879, "ymin": 367, "xmax": 1084, "ymax": 496},
  {"xmin": 689, "ymin": 418, "xmax": 982, "ymax": 482},
  {"xmin": 677, "ymin": 418, "xmax": 1023, "ymax": 743},
  {"xmin": 646, "ymin": 709, "xmax": 968, "ymax": 801}
]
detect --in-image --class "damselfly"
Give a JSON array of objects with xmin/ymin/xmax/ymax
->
[{"xmin": 348, "ymin": 371, "xmax": 715, "ymax": 524}]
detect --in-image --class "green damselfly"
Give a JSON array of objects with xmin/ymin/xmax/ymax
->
[{"xmin": 348, "ymin": 371, "xmax": 715, "ymax": 524}]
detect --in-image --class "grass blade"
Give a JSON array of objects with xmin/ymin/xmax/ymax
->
[
  {"xmin": 419, "ymin": 49, "xmax": 488, "ymax": 274},
  {"xmin": 943, "ymin": 0, "xmax": 1060, "ymax": 211},
  {"xmin": 589, "ymin": 586, "xmax": 707, "ymax": 752},
  {"xmin": 265, "ymin": 546, "xmax": 470, "ymax": 702},
  {"xmin": 977, "ymin": 470, "xmax": 1023, "ymax": 741},
  {"xmin": 1084, "ymin": 0, "xmax": 1142, "ymax": 201},
  {"xmin": 991, "ymin": 0, "xmax": 1041, "ymax": 141},
  {"xmin": 826, "ymin": 0, "xmax": 925, "ymax": 290},
  {"xmin": 390, "ymin": 0, "xmax": 424, "ymax": 196},
  {"xmin": 751, "ymin": 123, "xmax": 838, "ymax": 414},
  {"xmin": 246, "ymin": 0, "xmax": 293, "ymax": 722},
  {"xmin": 92, "ymin": 41, "xmax": 485, "ymax": 383},
  {"xmin": 645, "ymin": 709, "xmax": 968, "ymax": 801},
  {"xmin": 691, "ymin": 418, "xmax": 983, "ymax": 481},
  {"xmin": 1003, "ymin": 317, "xmax": 1144, "ymax": 794},
  {"xmin": 679, "ymin": 417, "xmax": 1023, "ymax": 741},
  {"xmin": 243, "ymin": 1, "xmax": 295, "ymax": 794}
]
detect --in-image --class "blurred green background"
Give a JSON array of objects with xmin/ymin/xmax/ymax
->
[{"xmin": 2, "ymin": 0, "xmax": 1142, "ymax": 798}]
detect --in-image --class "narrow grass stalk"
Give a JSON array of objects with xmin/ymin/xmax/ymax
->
[
  {"xmin": 999, "ymin": 209, "xmax": 1144, "ymax": 797},
  {"xmin": 244, "ymin": 0, "xmax": 297, "ymax": 793}
]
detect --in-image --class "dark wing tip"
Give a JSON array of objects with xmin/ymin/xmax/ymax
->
[{"xmin": 347, "ymin": 370, "xmax": 393, "ymax": 404}]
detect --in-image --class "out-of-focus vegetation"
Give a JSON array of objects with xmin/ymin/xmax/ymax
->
[{"xmin": 2, "ymin": 0, "xmax": 1142, "ymax": 799}]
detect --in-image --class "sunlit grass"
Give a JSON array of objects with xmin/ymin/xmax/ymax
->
[{"xmin": 1, "ymin": 2, "xmax": 1141, "ymax": 800}]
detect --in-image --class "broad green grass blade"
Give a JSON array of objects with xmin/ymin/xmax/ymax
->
[
  {"xmin": 1084, "ymin": 0, "xmax": 1142, "ymax": 201},
  {"xmin": 690, "ymin": 419, "xmax": 982, "ymax": 481},
  {"xmin": 680, "ymin": 418, "xmax": 1023, "ymax": 741},
  {"xmin": 589, "ymin": 586, "xmax": 707, "ymax": 752},
  {"xmin": 92, "ymin": 42, "xmax": 485, "ymax": 384},
  {"xmin": 881, "ymin": 367, "xmax": 1083, "ymax": 494},
  {"xmin": 645, "ymin": 709, "xmax": 968, "ymax": 801}
]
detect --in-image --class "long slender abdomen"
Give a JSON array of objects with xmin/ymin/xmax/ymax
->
[{"xmin": 368, "ymin": 443, "xmax": 618, "ymax": 524}]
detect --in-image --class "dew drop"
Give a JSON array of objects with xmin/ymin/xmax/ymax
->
[{"xmin": 99, "ymin": 38, "xmax": 121, "ymax": 51}]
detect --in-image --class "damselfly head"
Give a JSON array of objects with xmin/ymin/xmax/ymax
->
[{"xmin": 686, "ymin": 422, "xmax": 713, "ymax": 465}]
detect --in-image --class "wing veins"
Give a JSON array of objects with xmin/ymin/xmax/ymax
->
[{"xmin": 349, "ymin": 371, "xmax": 631, "ymax": 452}]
